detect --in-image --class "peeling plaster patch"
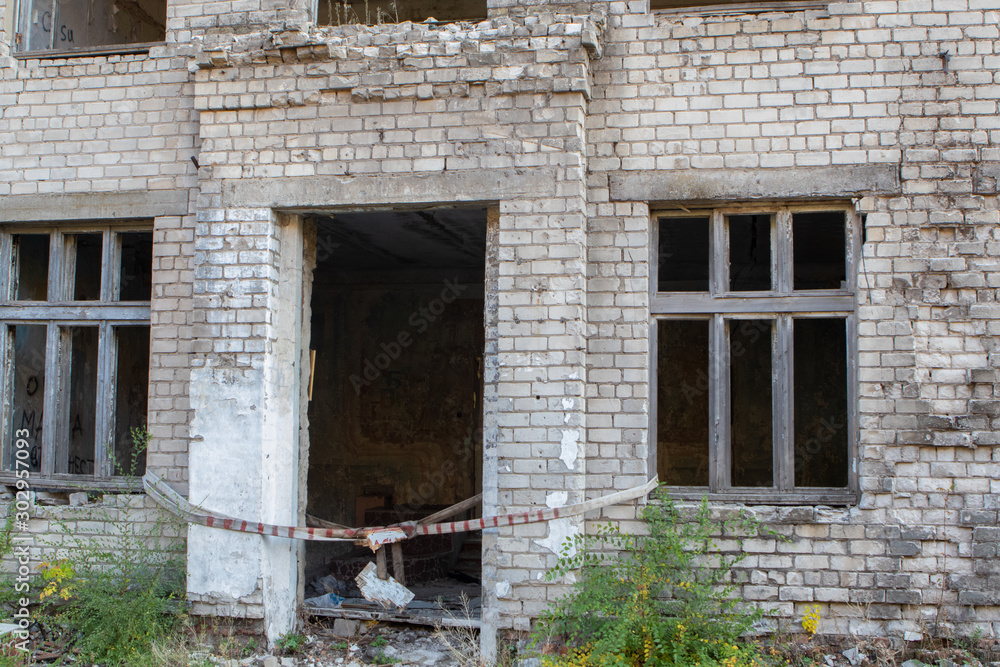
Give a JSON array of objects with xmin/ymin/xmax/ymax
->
[
  {"xmin": 495, "ymin": 581, "xmax": 511, "ymax": 599},
  {"xmin": 546, "ymin": 491, "xmax": 568, "ymax": 509},
  {"xmin": 559, "ymin": 429, "xmax": 579, "ymax": 470},
  {"xmin": 535, "ymin": 518, "xmax": 578, "ymax": 557},
  {"xmin": 562, "ymin": 397, "xmax": 574, "ymax": 423}
]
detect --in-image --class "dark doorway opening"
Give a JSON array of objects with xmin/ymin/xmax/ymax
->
[{"xmin": 304, "ymin": 207, "xmax": 486, "ymax": 625}]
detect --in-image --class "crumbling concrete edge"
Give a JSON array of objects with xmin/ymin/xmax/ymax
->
[{"xmin": 608, "ymin": 165, "xmax": 902, "ymax": 202}]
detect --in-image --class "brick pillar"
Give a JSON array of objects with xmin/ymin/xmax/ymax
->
[{"xmin": 186, "ymin": 208, "xmax": 304, "ymax": 644}]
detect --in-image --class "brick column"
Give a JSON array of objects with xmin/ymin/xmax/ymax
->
[{"xmin": 186, "ymin": 208, "xmax": 304, "ymax": 643}]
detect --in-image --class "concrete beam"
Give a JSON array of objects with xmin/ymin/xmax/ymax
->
[
  {"xmin": 608, "ymin": 165, "xmax": 901, "ymax": 202},
  {"xmin": 221, "ymin": 169, "xmax": 558, "ymax": 209},
  {"xmin": 0, "ymin": 190, "xmax": 190, "ymax": 221}
]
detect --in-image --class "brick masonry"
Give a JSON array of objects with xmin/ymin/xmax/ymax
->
[{"xmin": 1, "ymin": 0, "xmax": 999, "ymax": 643}]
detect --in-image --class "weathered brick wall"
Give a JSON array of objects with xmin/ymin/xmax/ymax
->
[
  {"xmin": 2, "ymin": 0, "xmax": 999, "ymax": 641},
  {"xmin": 584, "ymin": 0, "xmax": 1000, "ymax": 638}
]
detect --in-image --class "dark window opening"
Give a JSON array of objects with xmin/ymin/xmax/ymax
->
[
  {"xmin": 8, "ymin": 325, "xmax": 46, "ymax": 473},
  {"xmin": 793, "ymin": 212, "xmax": 847, "ymax": 291},
  {"xmin": 657, "ymin": 319, "xmax": 710, "ymax": 486},
  {"xmin": 317, "ymin": 0, "xmax": 486, "ymax": 26},
  {"xmin": 114, "ymin": 326, "xmax": 150, "ymax": 477},
  {"xmin": 70, "ymin": 234, "xmax": 103, "ymax": 301},
  {"xmin": 65, "ymin": 326, "xmax": 98, "ymax": 476},
  {"xmin": 119, "ymin": 232, "xmax": 153, "ymax": 301},
  {"xmin": 18, "ymin": 0, "xmax": 166, "ymax": 52},
  {"xmin": 794, "ymin": 318, "xmax": 848, "ymax": 488},
  {"xmin": 658, "ymin": 217, "xmax": 710, "ymax": 292},
  {"xmin": 13, "ymin": 235, "xmax": 49, "ymax": 301},
  {"xmin": 729, "ymin": 319, "xmax": 773, "ymax": 488},
  {"xmin": 729, "ymin": 215, "xmax": 771, "ymax": 292}
]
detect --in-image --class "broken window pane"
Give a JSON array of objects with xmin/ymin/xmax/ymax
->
[
  {"xmin": 118, "ymin": 232, "xmax": 153, "ymax": 301},
  {"xmin": 793, "ymin": 212, "xmax": 847, "ymax": 290},
  {"xmin": 20, "ymin": 0, "xmax": 167, "ymax": 52},
  {"xmin": 794, "ymin": 318, "xmax": 849, "ymax": 488},
  {"xmin": 317, "ymin": 0, "xmax": 486, "ymax": 25},
  {"xmin": 658, "ymin": 217, "xmax": 710, "ymax": 292},
  {"xmin": 70, "ymin": 234, "xmax": 103, "ymax": 301},
  {"xmin": 13, "ymin": 234, "xmax": 49, "ymax": 301},
  {"xmin": 729, "ymin": 215, "xmax": 771, "ymax": 292},
  {"xmin": 66, "ymin": 327, "xmax": 98, "ymax": 476},
  {"xmin": 657, "ymin": 319, "xmax": 710, "ymax": 486},
  {"xmin": 730, "ymin": 319, "xmax": 773, "ymax": 487},
  {"xmin": 8, "ymin": 325, "xmax": 46, "ymax": 473},
  {"xmin": 114, "ymin": 326, "xmax": 149, "ymax": 476}
]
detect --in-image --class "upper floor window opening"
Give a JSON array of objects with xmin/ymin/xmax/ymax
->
[
  {"xmin": 16, "ymin": 0, "xmax": 165, "ymax": 53},
  {"xmin": 317, "ymin": 0, "xmax": 486, "ymax": 26}
]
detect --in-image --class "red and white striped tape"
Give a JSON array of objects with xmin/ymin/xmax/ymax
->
[{"xmin": 143, "ymin": 471, "xmax": 658, "ymax": 543}]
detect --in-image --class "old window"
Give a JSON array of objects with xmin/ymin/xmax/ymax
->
[
  {"xmin": 650, "ymin": 0, "xmax": 827, "ymax": 13},
  {"xmin": 651, "ymin": 205, "xmax": 857, "ymax": 504},
  {"xmin": 0, "ymin": 225, "xmax": 152, "ymax": 489},
  {"xmin": 16, "ymin": 0, "xmax": 166, "ymax": 53},
  {"xmin": 316, "ymin": 0, "xmax": 486, "ymax": 26}
]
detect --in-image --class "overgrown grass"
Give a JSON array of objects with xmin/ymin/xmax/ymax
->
[{"xmin": 531, "ymin": 486, "xmax": 778, "ymax": 667}]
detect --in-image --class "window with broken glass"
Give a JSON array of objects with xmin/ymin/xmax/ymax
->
[
  {"xmin": 651, "ymin": 205, "xmax": 858, "ymax": 504},
  {"xmin": 0, "ymin": 225, "xmax": 152, "ymax": 489},
  {"xmin": 15, "ymin": 0, "xmax": 166, "ymax": 54}
]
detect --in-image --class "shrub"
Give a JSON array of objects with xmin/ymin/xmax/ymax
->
[{"xmin": 531, "ymin": 487, "xmax": 776, "ymax": 667}]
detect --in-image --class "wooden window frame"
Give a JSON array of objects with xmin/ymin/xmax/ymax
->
[
  {"xmin": 0, "ymin": 222, "xmax": 151, "ymax": 491},
  {"xmin": 650, "ymin": 203, "xmax": 859, "ymax": 505}
]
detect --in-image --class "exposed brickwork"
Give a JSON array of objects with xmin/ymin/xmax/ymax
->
[{"xmin": 1, "ymin": 0, "xmax": 998, "ymax": 643}]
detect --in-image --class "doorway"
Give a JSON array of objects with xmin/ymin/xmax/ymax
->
[{"xmin": 303, "ymin": 207, "xmax": 486, "ymax": 624}]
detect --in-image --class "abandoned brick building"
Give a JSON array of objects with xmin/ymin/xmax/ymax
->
[{"xmin": 1, "ymin": 0, "xmax": 999, "ymax": 654}]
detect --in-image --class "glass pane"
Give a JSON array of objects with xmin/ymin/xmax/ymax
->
[
  {"xmin": 8, "ymin": 325, "xmax": 46, "ymax": 472},
  {"xmin": 794, "ymin": 318, "xmax": 849, "ymax": 487},
  {"xmin": 794, "ymin": 212, "xmax": 847, "ymax": 290},
  {"xmin": 657, "ymin": 320, "xmax": 710, "ymax": 486},
  {"xmin": 729, "ymin": 215, "xmax": 771, "ymax": 292},
  {"xmin": 114, "ymin": 326, "xmax": 150, "ymax": 476},
  {"xmin": 730, "ymin": 319, "xmax": 773, "ymax": 487},
  {"xmin": 658, "ymin": 217, "xmax": 710, "ymax": 292},
  {"xmin": 119, "ymin": 232, "xmax": 153, "ymax": 301},
  {"xmin": 66, "ymin": 327, "xmax": 98, "ymax": 475},
  {"xmin": 71, "ymin": 234, "xmax": 103, "ymax": 301},
  {"xmin": 14, "ymin": 234, "xmax": 49, "ymax": 301},
  {"xmin": 20, "ymin": 0, "xmax": 167, "ymax": 52}
]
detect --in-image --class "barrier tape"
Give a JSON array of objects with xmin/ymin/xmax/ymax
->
[{"xmin": 143, "ymin": 471, "xmax": 658, "ymax": 543}]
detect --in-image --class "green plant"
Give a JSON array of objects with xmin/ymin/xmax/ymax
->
[
  {"xmin": 275, "ymin": 632, "xmax": 306, "ymax": 655},
  {"xmin": 531, "ymin": 487, "xmax": 776, "ymax": 667},
  {"xmin": 372, "ymin": 651, "xmax": 401, "ymax": 665},
  {"xmin": 331, "ymin": 641, "xmax": 348, "ymax": 650},
  {"xmin": 35, "ymin": 426, "xmax": 187, "ymax": 666},
  {"xmin": 371, "ymin": 634, "xmax": 388, "ymax": 648}
]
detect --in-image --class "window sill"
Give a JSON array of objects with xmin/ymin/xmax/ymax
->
[
  {"xmin": 13, "ymin": 42, "xmax": 162, "ymax": 60},
  {"xmin": 656, "ymin": 487, "xmax": 858, "ymax": 507},
  {"xmin": 0, "ymin": 472, "xmax": 143, "ymax": 493},
  {"xmin": 652, "ymin": 1, "xmax": 827, "ymax": 15}
]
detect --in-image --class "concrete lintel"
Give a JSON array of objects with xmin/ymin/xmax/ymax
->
[
  {"xmin": 973, "ymin": 162, "xmax": 1000, "ymax": 194},
  {"xmin": 222, "ymin": 169, "xmax": 558, "ymax": 210},
  {"xmin": 609, "ymin": 165, "xmax": 901, "ymax": 203},
  {"xmin": 0, "ymin": 189, "xmax": 190, "ymax": 222}
]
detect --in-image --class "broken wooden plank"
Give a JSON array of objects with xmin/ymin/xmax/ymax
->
[
  {"xmin": 376, "ymin": 548, "xmax": 388, "ymax": 580},
  {"xmin": 417, "ymin": 493, "xmax": 483, "ymax": 525},
  {"xmin": 355, "ymin": 562, "xmax": 414, "ymax": 610},
  {"xmin": 391, "ymin": 542, "xmax": 405, "ymax": 586}
]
